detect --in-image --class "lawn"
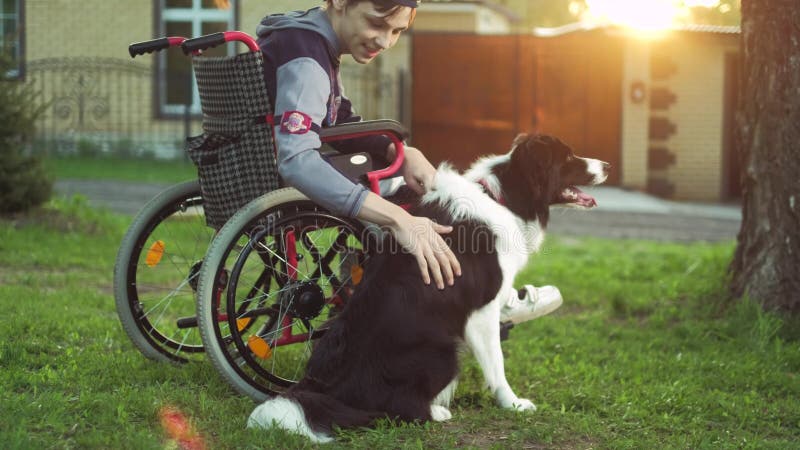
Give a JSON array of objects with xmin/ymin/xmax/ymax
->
[
  {"xmin": 44, "ymin": 156, "xmax": 197, "ymax": 184},
  {"xmin": 0, "ymin": 197, "xmax": 798, "ymax": 449}
]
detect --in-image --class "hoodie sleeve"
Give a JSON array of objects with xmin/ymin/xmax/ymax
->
[{"xmin": 266, "ymin": 30, "xmax": 369, "ymax": 217}]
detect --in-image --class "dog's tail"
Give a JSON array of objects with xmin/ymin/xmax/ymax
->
[{"xmin": 247, "ymin": 391, "xmax": 379, "ymax": 443}]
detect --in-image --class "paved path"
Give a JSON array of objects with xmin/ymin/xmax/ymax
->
[
  {"xmin": 546, "ymin": 186, "xmax": 741, "ymax": 242},
  {"xmin": 55, "ymin": 180, "xmax": 742, "ymax": 242},
  {"xmin": 56, "ymin": 180, "xmax": 175, "ymax": 217}
]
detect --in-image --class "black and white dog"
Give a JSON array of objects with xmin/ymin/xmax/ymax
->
[{"xmin": 248, "ymin": 133, "xmax": 609, "ymax": 442}]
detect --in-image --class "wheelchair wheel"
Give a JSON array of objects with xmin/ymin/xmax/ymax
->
[
  {"xmin": 196, "ymin": 188, "xmax": 373, "ymax": 401},
  {"xmin": 113, "ymin": 180, "xmax": 214, "ymax": 363}
]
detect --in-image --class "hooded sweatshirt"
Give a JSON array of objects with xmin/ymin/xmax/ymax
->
[{"xmin": 256, "ymin": 7, "xmax": 392, "ymax": 217}]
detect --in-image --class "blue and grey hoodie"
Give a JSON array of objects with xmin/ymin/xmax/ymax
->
[{"xmin": 257, "ymin": 7, "xmax": 392, "ymax": 217}]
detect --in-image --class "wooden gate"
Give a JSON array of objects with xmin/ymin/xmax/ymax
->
[{"xmin": 412, "ymin": 32, "xmax": 622, "ymax": 184}]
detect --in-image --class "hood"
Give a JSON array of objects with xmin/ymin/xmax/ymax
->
[{"xmin": 256, "ymin": 7, "xmax": 340, "ymax": 60}]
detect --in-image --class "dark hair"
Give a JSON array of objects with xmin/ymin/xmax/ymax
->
[{"xmin": 325, "ymin": 0, "xmax": 418, "ymax": 26}]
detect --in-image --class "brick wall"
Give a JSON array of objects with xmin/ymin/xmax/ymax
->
[
  {"xmin": 24, "ymin": 0, "xmax": 318, "ymax": 59},
  {"xmin": 26, "ymin": 0, "xmax": 151, "ymax": 60},
  {"xmin": 619, "ymin": 31, "xmax": 738, "ymax": 201},
  {"xmin": 662, "ymin": 34, "xmax": 737, "ymax": 201},
  {"xmin": 620, "ymin": 39, "xmax": 651, "ymax": 190}
]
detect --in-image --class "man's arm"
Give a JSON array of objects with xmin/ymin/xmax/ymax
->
[{"xmin": 273, "ymin": 55, "xmax": 370, "ymax": 217}]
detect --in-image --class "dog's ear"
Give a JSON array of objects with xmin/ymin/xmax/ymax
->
[
  {"xmin": 506, "ymin": 134, "xmax": 556, "ymax": 224},
  {"xmin": 510, "ymin": 134, "xmax": 554, "ymax": 172},
  {"xmin": 511, "ymin": 133, "xmax": 530, "ymax": 149}
]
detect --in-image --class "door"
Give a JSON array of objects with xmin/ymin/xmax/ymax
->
[{"xmin": 411, "ymin": 32, "xmax": 622, "ymax": 183}]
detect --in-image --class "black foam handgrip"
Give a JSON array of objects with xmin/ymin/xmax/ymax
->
[
  {"xmin": 181, "ymin": 32, "xmax": 226, "ymax": 55},
  {"xmin": 176, "ymin": 316, "xmax": 198, "ymax": 329},
  {"xmin": 128, "ymin": 38, "xmax": 171, "ymax": 58}
]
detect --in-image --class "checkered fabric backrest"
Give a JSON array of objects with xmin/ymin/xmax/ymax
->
[{"xmin": 186, "ymin": 51, "xmax": 281, "ymax": 229}]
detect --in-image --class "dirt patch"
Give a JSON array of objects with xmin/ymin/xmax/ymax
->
[
  {"xmin": 438, "ymin": 413, "xmax": 600, "ymax": 449},
  {"xmin": 0, "ymin": 265, "xmax": 112, "ymax": 297},
  {"xmin": 439, "ymin": 420, "xmax": 522, "ymax": 448}
]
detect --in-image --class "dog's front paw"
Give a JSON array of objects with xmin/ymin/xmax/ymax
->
[
  {"xmin": 495, "ymin": 388, "xmax": 536, "ymax": 412},
  {"xmin": 510, "ymin": 398, "xmax": 537, "ymax": 412},
  {"xmin": 430, "ymin": 405, "xmax": 453, "ymax": 422}
]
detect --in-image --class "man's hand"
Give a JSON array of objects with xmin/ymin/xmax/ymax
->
[
  {"xmin": 357, "ymin": 192, "xmax": 461, "ymax": 290},
  {"xmin": 388, "ymin": 214, "xmax": 461, "ymax": 290},
  {"xmin": 387, "ymin": 143, "xmax": 437, "ymax": 194}
]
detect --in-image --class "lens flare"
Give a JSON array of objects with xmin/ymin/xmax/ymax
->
[
  {"xmin": 579, "ymin": 0, "xmax": 724, "ymax": 35},
  {"xmin": 159, "ymin": 406, "xmax": 206, "ymax": 450}
]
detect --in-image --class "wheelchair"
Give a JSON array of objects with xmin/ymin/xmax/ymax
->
[{"xmin": 114, "ymin": 31, "xmax": 411, "ymax": 401}]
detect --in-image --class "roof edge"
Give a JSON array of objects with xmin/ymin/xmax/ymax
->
[{"xmin": 532, "ymin": 21, "xmax": 740, "ymax": 37}]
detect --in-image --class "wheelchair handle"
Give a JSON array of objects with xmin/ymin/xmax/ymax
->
[
  {"xmin": 128, "ymin": 37, "xmax": 186, "ymax": 58},
  {"xmin": 181, "ymin": 31, "xmax": 259, "ymax": 55}
]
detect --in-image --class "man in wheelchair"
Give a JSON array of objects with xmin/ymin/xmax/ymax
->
[{"xmin": 256, "ymin": 0, "xmax": 562, "ymax": 325}]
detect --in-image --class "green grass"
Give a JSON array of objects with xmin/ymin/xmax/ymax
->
[
  {"xmin": 1, "ymin": 198, "xmax": 798, "ymax": 449},
  {"xmin": 44, "ymin": 156, "xmax": 197, "ymax": 183}
]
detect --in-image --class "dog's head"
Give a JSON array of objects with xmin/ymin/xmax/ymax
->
[{"xmin": 500, "ymin": 133, "xmax": 609, "ymax": 225}]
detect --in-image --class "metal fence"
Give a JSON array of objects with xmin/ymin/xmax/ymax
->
[
  {"xmin": 25, "ymin": 57, "xmax": 191, "ymax": 159},
  {"xmin": 340, "ymin": 61, "xmax": 406, "ymax": 123},
  {"xmin": 24, "ymin": 56, "xmax": 403, "ymax": 160}
]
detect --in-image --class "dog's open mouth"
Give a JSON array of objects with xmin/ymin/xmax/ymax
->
[{"xmin": 560, "ymin": 186, "xmax": 597, "ymax": 208}]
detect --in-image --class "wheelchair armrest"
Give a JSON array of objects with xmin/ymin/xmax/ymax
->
[
  {"xmin": 318, "ymin": 119, "xmax": 409, "ymax": 195},
  {"xmin": 318, "ymin": 119, "xmax": 409, "ymax": 142}
]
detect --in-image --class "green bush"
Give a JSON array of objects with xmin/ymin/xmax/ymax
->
[
  {"xmin": 75, "ymin": 137, "xmax": 102, "ymax": 158},
  {"xmin": 110, "ymin": 138, "xmax": 135, "ymax": 159},
  {"xmin": 0, "ymin": 58, "xmax": 52, "ymax": 214}
]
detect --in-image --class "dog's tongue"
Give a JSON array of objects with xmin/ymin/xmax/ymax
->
[{"xmin": 566, "ymin": 187, "xmax": 597, "ymax": 208}]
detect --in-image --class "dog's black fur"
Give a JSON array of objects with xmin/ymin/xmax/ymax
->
[{"xmin": 291, "ymin": 212, "xmax": 503, "ymax": 430}]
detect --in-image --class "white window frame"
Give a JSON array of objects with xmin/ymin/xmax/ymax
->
[
  {"xmin": 1, "ymin": 0, "xmax": 23, "ymax": 79},
  {"xmin": 157, "ymin": 0, "xmax": 237, "ymax": 116}
]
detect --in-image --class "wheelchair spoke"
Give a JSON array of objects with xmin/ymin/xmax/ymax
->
[
  {"xmin": 253, "ymin": 238, "xmax": 311, "ymax": 281},
  {"xmin": 141, "ymin": 275, "xmax": 192, "ymax": 305},
  {"xmin": 141, "ymin": 278, "xmax": 192, "ymax": 323},
  {"xmin": 172, "ymin": 328, "xmax": 195, "ymax": 355},
  {"xmin": 237, "ymin": 267, "xmax": 273, "ymax": 312},
  {"xmin": 294, "ymin": 331, "xmax": 314, "ymax": 382}
]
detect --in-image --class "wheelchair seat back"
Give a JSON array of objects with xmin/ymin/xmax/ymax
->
[{"xmin": 186, "ymin": 51, "xmax": 280, "ymax": 229}]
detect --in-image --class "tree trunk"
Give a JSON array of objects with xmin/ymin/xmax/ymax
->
[{"xmin": 730, "ymin": 0, "xmax": 800, "ymax": 314}]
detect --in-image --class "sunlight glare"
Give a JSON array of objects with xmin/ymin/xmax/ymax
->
[
  {"xmin": 684, "ymin": 0, "xmax": 721, "ymax": 7},
  {"xmin": 582, "ymin": 0, "xmax": 685, "ymax": 32},
  {"xmin": 579, "ymin": 0, "xmax": 724, "ymax": 35}
]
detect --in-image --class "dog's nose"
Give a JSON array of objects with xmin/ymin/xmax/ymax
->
[{"xmin": 602, "ymin": 162, "xmax": 611, "ymax": 172}]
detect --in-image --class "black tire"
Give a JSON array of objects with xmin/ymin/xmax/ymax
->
[
  {"xmin": 196, "ymin": 188, "xmax": 372, "ymax": 401},
  {"xmin": 113, "ymin": 180, "xmax": 215, "ymax": 363}
]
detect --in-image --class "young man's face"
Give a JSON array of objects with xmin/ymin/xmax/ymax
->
[{"xmin": 331, "ymin": 1, "xmax": 412, "ymax": 64}]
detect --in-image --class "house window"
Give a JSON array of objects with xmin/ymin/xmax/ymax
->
[
  {"xmin": 157, "ymin": 0, "xmax": 237, "ymax": 116},
  {"xmin": 1, "ymin": 0, "xmax": 24, "ymax": 79}
]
